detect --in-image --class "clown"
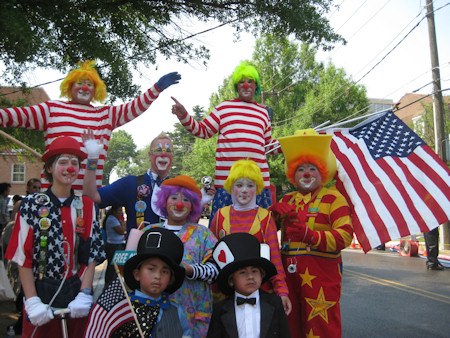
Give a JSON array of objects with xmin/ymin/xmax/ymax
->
[
  {"xmin": 6, "ymin": 136, "xmax": 105, "ymax": 337},
  {"xmin": 171, "ymin": 62, "xmax": 281, "ymax": 224},
  {"xmin": 270, "ymin": 129, "xmax": 353, "ymax": 338},
  {"xmin": 140, "ymin": 175, "xmax": 218, "ymax": 338},
  {"xmin": 83, "ymin": 131, "xmax": 175, "ymax": 232},
  {"xmin": 210, "ymin": 159, "xmax": 291, "ymax": 315},
  {"xmin": 0, "ymin": 60, "xmax": 181, "ymax": 192}
]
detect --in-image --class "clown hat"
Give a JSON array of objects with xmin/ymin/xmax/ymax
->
[
  {"xmin": 124, "ymin": 227, "xmax": 185, "ymax": 294},
  {"xmin": 213, "ymin": 232, "xmax": 277, "ymax": 295},
  {"xmin": 162, "ymin": 175, "xmax": 201, "ymax": 196},
  {"xmin": 42, "ymin": 136, "xmax": 87, "ymax": 162},
  {"xmin": 277, "ymin": 129, "xmax": 337, "ymax": 184}
]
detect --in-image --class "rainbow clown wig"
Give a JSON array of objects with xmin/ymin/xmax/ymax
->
[
  {"xmin": 232, "ymin": 61, "xmax": 261, "ymax": 97},
  {"xmin": 155, "ymin": 175, "xmax": 202, "ymax": 222},
  {"xmin": 224, "ymin": 159, "xmax": 265, "ymax": 195},
  {"xmin": 60, "ymin": 60, "xmax": 107, "ymax": 103}
]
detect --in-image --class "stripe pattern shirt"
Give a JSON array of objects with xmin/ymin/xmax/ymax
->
[
  {"xmin": 178, "ymin": 99, "xmax": 281, "ymax": 188},
  {"xmin": 0, "ymin": 85, "xmax": 162, "ymax": 191}
]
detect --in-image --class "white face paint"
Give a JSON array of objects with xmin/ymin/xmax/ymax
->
[
  {"xmin": 232, "ymin": 178, "xmax": 257, "ymax": 207},
  {"xmin": 49, "ymin": 154, "xmax": 80, "ymax": 185},
  {"xmin": 294, "ymin": 163, "xmax": 322, "ymax": 194},
  {"xmin": 71, "ymin": 79, "xmax": 95, "ymax": 104},
  {"xmin": 149, "ymin": 139, "xmax": 173, "ymax": 177}
]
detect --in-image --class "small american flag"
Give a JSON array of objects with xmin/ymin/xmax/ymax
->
[
  {"xmin": 85, "ymin": 277, "xmax": 133, "ymax": 337},
  {"xmin": 324, "ymin": 111, "xmax": 450, "ymax": 252}
]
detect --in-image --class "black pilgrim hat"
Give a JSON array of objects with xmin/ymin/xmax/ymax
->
[{"xmin": 124, "ymin": 227, "xmax": 185, "ymax": 294}]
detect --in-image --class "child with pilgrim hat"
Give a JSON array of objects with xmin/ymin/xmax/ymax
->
[
  {"xmin": 139, "ymin": 175, "xmax": 218, "ymax": 337},
  {"xmin": 5, "ymin": 136, "xmax": 106, "ymax": 337},
  {"xmin": 270, "ymin": 129, "xmax": 353, "ymax": 338},
  {"xmin": 110, "ymin": 227, "xmax": 190, "ymax": 337},
  {"xmin": 210, "ymin": 159, "xmax": 291, "ymax": 314},
  {"xmin": 207, "ymin": 232, "xmax": 291, "ymax": 338}
]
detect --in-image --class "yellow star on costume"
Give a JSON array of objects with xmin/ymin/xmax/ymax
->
[
  {"xmin": 300, "ymin": 267, "xmax": 316, "ymax": 288},
  {"xmin": 305, "ymin": 328, "xmax": 320, "ymax": 338},
  {"xmin": 305, "ymin": 287, "xmax": 336, "ymax": 323}
]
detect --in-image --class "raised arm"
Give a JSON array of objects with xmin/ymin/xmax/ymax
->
[
  {"xmin": 82, "ymin": 130, "xmax": 103, "ymax": 204},
  {"xmin": 0, "ymin": 102, "xmax": 49, "ymax": 130}
]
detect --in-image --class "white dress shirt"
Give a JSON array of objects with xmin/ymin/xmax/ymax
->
[{"xmin": 234, "ymin": 290, "xmax": 261, "ymax": 338}]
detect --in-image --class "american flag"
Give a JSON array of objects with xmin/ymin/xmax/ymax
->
[
  {"xmin": 85, "ymin": 277, "xmax": 134, "ymax": 338},
  {"xmin": 323, "ymin": 111, "xmax": 450, "ymax": 252}
]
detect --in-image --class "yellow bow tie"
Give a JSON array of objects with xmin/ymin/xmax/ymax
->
[{"xmin": 295, "ymin": 192, "xmax": 312, "ymax": 205}]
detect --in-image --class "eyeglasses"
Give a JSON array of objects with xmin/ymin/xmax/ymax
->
[{"xmin": 150, "ymin": 147, "xmax": 173, "ymax": 155}]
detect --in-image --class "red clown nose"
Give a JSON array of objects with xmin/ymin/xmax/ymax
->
[
  {"xmin": 82, "ymin": 85, "xmax": 90, "ymax": 92},
  {"xmin": 243, "ymin": 82, "xmax": 250, "ymax": 90},
  {"xmin": 67, "ymin": 166, "xmax": 75, "ymax": 173},
  {"xmin": 303, "ymin": 172, "xmax": 311, "ymax": 178},
  {"xmin": 176, "ymin": 201, "xmax": 185, "ymax": 209}
]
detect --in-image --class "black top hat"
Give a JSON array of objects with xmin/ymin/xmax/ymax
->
[
  {"xmin": 124, "ymin": 227, "xmax": 185, "ymax": 294},
  {"xmin": 212, "ymin": 232, "xmax": 277, "ymax": 295}
]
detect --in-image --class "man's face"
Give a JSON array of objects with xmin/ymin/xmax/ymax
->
[
  {"xmin": 71, "ymin": 78, "xmax": 95, "ymax": 105},
  {"xmin": 148, "ymin": 138, "xmax": 173, "ymax": 177},
  {"xmin": 237, "ymin": 78, "xmax": 256, "ymax": 102},
  {"xmin": 294, "ymin": 162, "xmax": 323, "ymax": 194}
]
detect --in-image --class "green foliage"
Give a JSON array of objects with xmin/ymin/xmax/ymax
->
[
  {"xmin": 0, "ymin": 96, "xmax": 45, "ymax": 154},
  {"xmin": 412, "ymin": 101, "xmax": 450, "ymax": 150},
  {"xmin": 0, "ymin": 0, "xmax": 342, "ymax": 101},
  {"xmin": 103, "ymin": 130, "xmax": 137, "ymax": 184}
]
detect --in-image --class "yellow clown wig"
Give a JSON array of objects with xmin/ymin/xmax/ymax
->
[
  {"xmin": 224, "ymin": 159, "xmax": 264, "ymax": 195},
  {"xmin": 60, "ymin": 60, "xmax": 107, "ymax": 103},
  {"xmin": 231, "ymin": 61, "xmax": 261, "ymax": 97}
]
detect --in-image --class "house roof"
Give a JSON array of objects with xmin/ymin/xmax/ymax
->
[
  {"xmin": 394, "ymin": 93, "xmax": 450, "ymax": 125},
  {"xmin": 0, "ymin": 86, "xmax": 50, "ymax": 105}
]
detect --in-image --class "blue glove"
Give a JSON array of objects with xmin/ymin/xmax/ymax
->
[{"xmin": 156, "ymin": 71, "xmax": 181, "ymax": 91}]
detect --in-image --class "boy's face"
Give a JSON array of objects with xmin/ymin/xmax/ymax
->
[
  {"xmin": 229, "ymin": 266, "xmax": 263, "ymax": 296},
  {"xmin": 133, "ymin": 257, "xmax": 173, "ymax": 298},
  {"xmin": 294, "ymin": 162, "xmax": 323, "ymax": 194},
  {"xmin": 232, "ymin": 178, "xmax": 257, "ymax": 207},
  {"xmin": 71, "ymin": 78, "xmax": 95, "ymax": 105},
  {"xmin": 237, "ymin": 78, "xmax": 256, "ymax": 102},
  {"xmin": 166, "ymin": 191, "xmax": 192, "ymax": 224},
  {"xmin": 47, "ymin": 154, "xmax": 80, "ymax": 186}
]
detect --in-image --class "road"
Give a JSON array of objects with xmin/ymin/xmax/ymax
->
[{"xmin": 340, "ymin": 249, "xmax": 450, "ymax": 337}]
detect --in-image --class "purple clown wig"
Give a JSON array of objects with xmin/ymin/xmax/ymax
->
[{"xmin": 156, "ymin": 185, "xmax": 202, "ymax": 222}]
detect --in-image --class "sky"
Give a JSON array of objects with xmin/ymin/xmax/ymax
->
[{"xmin": 26, "ymin": 0, "xmax": 450, "ymax": 149}]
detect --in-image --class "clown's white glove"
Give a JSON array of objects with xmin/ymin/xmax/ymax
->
[
  {"xmin": 84, "ymin": 139, "xmax": 102, "ymax": 160},
  {"xmin": 68, "ymin": 292, "xmax": 93, "ymax": 318},
  {"xmin": 200, "ymin": 188, "xmax": 214, "ymax": 206},
  {"xmin": 25, "ymin": 296, "xmax": 54, "ymax": 326}
]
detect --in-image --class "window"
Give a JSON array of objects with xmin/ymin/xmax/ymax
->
[{"xmin": 11, "ymin": 163, "xmax": 25, "ymax": 183}]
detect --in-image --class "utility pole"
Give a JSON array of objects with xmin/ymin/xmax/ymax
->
[{"xmin": 426, "ymin": 0, "xmax": 449, "ymax": 250}]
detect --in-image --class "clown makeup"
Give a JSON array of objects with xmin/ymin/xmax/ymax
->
[
  {"xmin": 71, "ymin": 79, "xmax": 95, "ymax": 105},
  {"xmin": 149, "ymin": 139, "xmax": 173, "ymax": 177},
  {"xmin": 237, "ymin": 78, "xmax": 256, "ymax": 102},
  {"xmin": 294, "ymin": 162, "xmax": 323, "ymax": 194},
  {"xmin": 49, "ymin": 154, "xmax": 80, "ymax": 186},
  {"xmin": 231, "ymin": 178, "xmax": 257, "ymax": 211},
  {"xmin": 166, "ymin": 192, "xmax": 192, "ymax": 225}
]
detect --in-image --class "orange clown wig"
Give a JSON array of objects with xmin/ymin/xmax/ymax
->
[{"xmin": 60, "ymin": 60, "xmax": 107, "ymax": 103}]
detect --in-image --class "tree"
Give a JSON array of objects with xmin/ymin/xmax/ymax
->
[
  {"xmin": 102, "ymin": 130, "xmax": 137, "ymax": 184},
  {"xmin": 0, "ymin": 0, "xmax": 343, "ymax": 101}
]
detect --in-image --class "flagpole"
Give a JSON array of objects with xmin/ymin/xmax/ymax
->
[
  {"xmin": 113, "ymin": 261, "xmax": 145, "ymax": 338},
  {"xmin": 315, "ymin": 109, "xmax": 390, "ymax": 131}
]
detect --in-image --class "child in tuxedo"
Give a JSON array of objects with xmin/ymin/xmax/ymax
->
[{"xmin": 207, "ymin": 233, "xmax": 291, "ymax": 338}]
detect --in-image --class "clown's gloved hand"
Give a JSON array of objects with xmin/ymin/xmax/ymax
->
[
  {"xmin": 25, "ymin": 296, "xmax": 54, "ymax": 326},
  {"xmin": 269, "ymin": 202, "xmax": 295, "ymax": 216},
  {"xmin": 84, "ymin": 138, "xmax": 102, "ymax": 160},
  {"xmin": 68, "ymin": 292, "xmax": 93, "ymax": 318},
  {"xmin": 156, "ymin": 72, "xmax": 181, "ymax": 91},
  {"xmin": 285, "ymin": 222, "xmax": 319, "ymax": 245}
]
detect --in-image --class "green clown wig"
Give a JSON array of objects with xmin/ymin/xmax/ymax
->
[
  {"xmin": 224, "ymin": 159, "xmax": 264, "ymax": 195},
  {"xmin": 231, "ymin": 62, "xmax": 261, "ymax": 97},
  {"xmin": 60, "ymin": 60, "xmax": 107, "ymax": 103}
]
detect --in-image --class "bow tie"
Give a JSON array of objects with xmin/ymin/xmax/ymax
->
[
  {"xmin": 236, "ymin": 297, "xmax": 256, "ymax": 306},
  {"xmin": 295, "ymin": 192, "xmax": 312, "ymax": 204},
  {"xmin": 155, "ymin": 176, "xmax": 166, "ymax": 187}
]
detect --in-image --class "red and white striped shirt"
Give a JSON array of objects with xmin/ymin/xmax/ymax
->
[
  {"xmin": 1, "ymin": 85, "xmax": 161, "ymax": 191},
  {"xmin": 179, "ymin": 99, "xmax": 281, "ymax": 188}
]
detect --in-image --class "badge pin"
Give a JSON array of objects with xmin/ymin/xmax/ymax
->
[
  {"xmin": 35, "ymin": 194, "xmax": 50, "ymax": 206},
  {"xmin": 38, "ymin": 206, "xmax": 50, "ymax": 218},
  {"xmin": 287, "ymin": 264, "xmax": 297, "ymax": 274},
  {"xmin": 39, "ymin": 218, "xmax": 51, "ymax": 230},
  {"xmin": 73, "ymin": 198, "xmax": 83, "ymax": 209},
  {"xmin": 219, "ymin": 229, "xmax": 226, "ymax": 239},
  {"xmin": 77, "ymin": 216, "xmax": 84, "ymax": 227},
  {"xmin": 137, "ymin": 184, "xmax": 150, "ymax": 198},
  {"xmin": 135, "ymin": 200, "xmax": 147, "ymax": 213}
]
